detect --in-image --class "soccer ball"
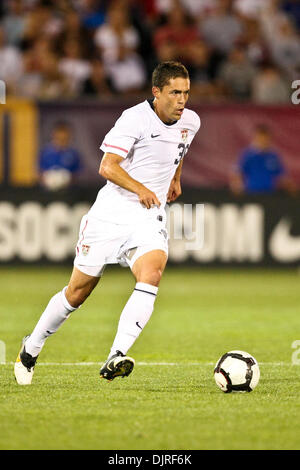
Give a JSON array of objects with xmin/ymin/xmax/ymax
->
[
  {"xmin": 42, "ymin": 169, "xmax": 71, "ymax": 191},
  {"xmin": 214, "ymin": 350, "xmax": 260, "ymax": 393}
]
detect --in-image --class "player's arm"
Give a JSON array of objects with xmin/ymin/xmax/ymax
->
[
  {"xmin": 167, "ymin": 158, "xmax": 184, "ymax": 203},
  {"xmin": 167, "ymin": 114, "xmax": 201, "ymax": 203},
  {"xmin": 99, "ymin": 152, "xmax": 161, "ymax": 209}
]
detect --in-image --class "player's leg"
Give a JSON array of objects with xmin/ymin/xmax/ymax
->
[
  {"xmin": 109, "ymin": 249, "xmax": 167, "ymax": 355},
  {"xmin": 100, "ymin": 249, "xmax": 167, "ymax": 381},
  {"xmin": 131, "ymin": 249, "xmax": 168, "ymax": 285},
  {"xmin": 14, "ymin": 267, "xmax": 101, "ymax": 385}
]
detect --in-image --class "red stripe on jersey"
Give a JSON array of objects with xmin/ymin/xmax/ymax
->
[
  {"xmin": 79, "ymin": 219, "xmax": 88, "ymax": 246},
  {"xmin": 104, "ymin": 143, "xmax": 128, "ymax": 154}
]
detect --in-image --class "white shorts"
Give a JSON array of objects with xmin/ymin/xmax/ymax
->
[{"xmin": 73, "ymin": 214, "xmax": 168, "ymax": 277}]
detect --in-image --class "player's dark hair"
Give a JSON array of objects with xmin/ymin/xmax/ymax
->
[
  {"xmin": 152, "ymin": 61, "xmax": 189, "ymax": 90},
  {"xmin": 255, "ymin": 124, "xmax": 271, "ymax": 135},
  {"xmin": 52, "ymin": 121, "xmax": 71, "ymax": 132}
]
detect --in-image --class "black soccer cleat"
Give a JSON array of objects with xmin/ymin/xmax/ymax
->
[
  {"xmin": 14, "ymin": 335, "xmax": 39, "ymax": 385},
  {"xmin": 100, "ymin": 351, "xmax": 135, "ymax": 381}
]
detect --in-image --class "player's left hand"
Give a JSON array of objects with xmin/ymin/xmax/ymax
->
[{"xmin": 167, "ymin": 179, "xmax": 182, "ymax": 203}]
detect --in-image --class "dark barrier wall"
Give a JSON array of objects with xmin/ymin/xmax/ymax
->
[
  {"xmin": 2, "ymin": 101, "xmax": 300, "ymax": 187},
  {"xmin": 0, "ymin": 187, "xmax": 299, "ymax": 267}
]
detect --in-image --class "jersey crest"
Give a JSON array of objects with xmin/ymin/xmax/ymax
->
[
  {"xmin": 181, "ymin": 129, "xmax": 188, "ymax": 143},
  {"xmin": 82, "ymin": 244, "xmax": 90, "ymax": 256}
]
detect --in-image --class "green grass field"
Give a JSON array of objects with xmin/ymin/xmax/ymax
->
[{"xmin": 1, "ymin": 266, "xmax": 300, "ymax": 450}]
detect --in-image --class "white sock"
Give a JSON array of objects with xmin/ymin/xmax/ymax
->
[
  {"xmin": 25, "ymin": 286, "xmax": 77, "ymax": 357},
  {"xmin": 109, "ymin": 282, "xmax": 158, "ymax": 357}
]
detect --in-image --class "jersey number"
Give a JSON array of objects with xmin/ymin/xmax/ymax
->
[{"xmin": 174, "ymin": 143, "xmax": 189, "ymax": 165}]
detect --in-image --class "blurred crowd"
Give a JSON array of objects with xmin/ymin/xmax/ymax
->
[{"xmin": 0, "ymin": 0, "xmax": 300, "ymax": 103}]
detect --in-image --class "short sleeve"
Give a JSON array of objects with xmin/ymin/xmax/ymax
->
[
  {"xmin": 193, "ymin": 114, "xmax": 201, "ymax": 135},
  {"xmin": 100, "ymin": 109, "xmax": 141, "ymax": 159},
  {"xmin": 189, "ymin": 111, "xmax": 201, "ymax": 136},
  {"xmin": 185, "ymin": 110, "xmax": 201, "ymax": 152}
]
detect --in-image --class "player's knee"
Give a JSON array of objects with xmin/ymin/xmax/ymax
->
[
  {"xmin": 138, "ymin": 268, "xmax": 163, "ymax": 287},
  {"xmin": 66, "ymin": 286, "xmax": 91, "ymax": 308}
]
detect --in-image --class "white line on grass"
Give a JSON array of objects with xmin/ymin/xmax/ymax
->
[{"xmin": 1, "ymin": 361, "xmax": 290, "ymax": 366}]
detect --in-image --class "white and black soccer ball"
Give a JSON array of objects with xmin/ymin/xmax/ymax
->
[
  {"xmin": 214, "ymin": 350, "xmax": 260, "ymax": 393},
  {"xmin": 42, "ymin": 169, "xmax": 72, "ymax": 191}
]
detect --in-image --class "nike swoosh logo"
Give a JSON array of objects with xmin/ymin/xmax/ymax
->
[
  {"xmin": 269, "ymin": 218, "xmax": 300, "ymax": 261},
  {"xmin": 136, "ymin": 322, "xmax": 142, "ymax": 330},
  {"xmin": 151, "ymin": 134, "xmax": 160, "ymax": 138}
]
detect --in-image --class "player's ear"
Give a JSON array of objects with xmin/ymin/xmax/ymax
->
[{"xmin": 152, "ymin": 86, "xmax": 161, "ymax": 99}]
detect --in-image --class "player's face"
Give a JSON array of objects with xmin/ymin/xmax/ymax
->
[
  {"xmin": 53, "ymin": 128, "xmax": 71, "ymax": 148},
  {"xmin": 254, "ymin": 131, "xmax": 271, "ymax": 150},
  {"xmin": 152, "ymin": 77, "xmax": 190, "ymax": 123}
]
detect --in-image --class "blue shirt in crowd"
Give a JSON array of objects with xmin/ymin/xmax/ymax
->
[
  {"xmin": 39, "ymin": 144, "xmax": 81, "ymax": 174},
  {"xmin": 238, "ymin": 146, "xmax": 285, "ymax": 193}
]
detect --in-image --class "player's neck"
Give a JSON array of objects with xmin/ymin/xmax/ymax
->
[{"xmin": 152, "ymin": 99, "xmax": 176, "ymax": 125}]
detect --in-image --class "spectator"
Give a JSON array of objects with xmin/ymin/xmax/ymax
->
[
  {"xmin": 238, "ymin": 19, "xmax": 269, "ymax": 66},
  {"xmin": 139, "ymin": 0, "xmax": 159, "ymax": 23},
  {"xmin": 189, "ymin": 38, "xmax": 214, "ymax": 80},
  {"xmin": 188, "ymin": 38, "xmax": 220, "ymax": 99},
  {"xmin": 62, "ymin": 8, "xmax": 85, "ymax": 39},
  {"xmin": 155, "ymin": 0, "xmax": 217, "ymax": 18},
  {"xmin": 57, "ymin": 8, "xmax": 94, "ymax": 51},
  {"xmin": 200, "ymin": 0, "xmax": 244, "ymax": 54},
  {"xmin": 15, "ymin": 49, "xmax": 42, "ymax": 98},
  {"xmin": 81, "ymin": 58, "xmax": 112, "ymax": 96},
  {"xmin": 2, "ymin": 0, "xmax": 26, "ymax": 46},
  {"xmin": 153, "ymin": 1, "xmax": 199, "ymax": 65},
  {"xmin": 0, "ymin": 25, "xmax": 23, "ymax": 94},
  {"xmin": 15, "ymin": 36, "xmax": 54, "ymax": 98},
  {"xmin": 22, "ymin": 1, "xmax": 63, "ymax": 46},
  {"xmin": 269, "ymin": 19, "xmax": 300, "ymax": 79},
  {"xmin": 94, "ymin": 2, "xmax": 146, "ymax": 93},
  {"xmin": 78, "ymin": 0, "xmax": 106, "ymax": 30},
  {"xmin": 59, "ymin": 38, "xmax": 91, "ymax": 94},
  {"xmin": 31, "ymin": 35, "xmax": 55, "ymax": 59},
  {"xmin": 124, "ymin": 0, "xmax": 156, "ymax": 77},
  {"xmin": 39, "ymin": 121, "xmax": 82, "ymax": 190},
  {"xmin": 94, "ymin": 1, "xmax": 140, "ymax": 64},
  {"xmin": 217, "ymin": 46, "xmax": 257, "ymax": 99},
  {"xmin": 234, "ymin": 0, "xmax": 272, "ymax": 20},
  {"xmin": 252, "ymin": 64, "xmax": 290, "ymax": 104},
  {"xmin": 0, "ymin": 0, "xmax": 298, "ymax": 104},
  {"xmin": 153, "ymin": 0, "xmax": 173, "ymax": 16},
  {"xmin": 229, "ymin": 124, "xmax": 294, "ymax": 194},
  {"xmin": 259, "ymin": 0, "xmax": 290, "ymax": 45},
  {"xmin": 181, "ymin": 0, "xmax": 218, "ymax": 18},
  {"xmin": 154, "ymin": 40, "xmax": 177, "ymax": 62},
  {"xmin": 37, "ymin": 51, "xmax": 72, "ymax": 99}
]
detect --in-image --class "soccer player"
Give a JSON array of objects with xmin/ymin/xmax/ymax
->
[{"xmin": 14, "ymin": 61, "xmax": 200, "ymax": 385}]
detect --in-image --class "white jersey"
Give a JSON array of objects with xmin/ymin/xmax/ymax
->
[{"xmin": 88, "ymin": 99, "xmax": 200, "ymax": 224}]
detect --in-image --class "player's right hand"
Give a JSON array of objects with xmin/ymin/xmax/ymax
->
[{"xmin": 137, "ymin": 187, "xmax": 161, "ymax": 209}]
